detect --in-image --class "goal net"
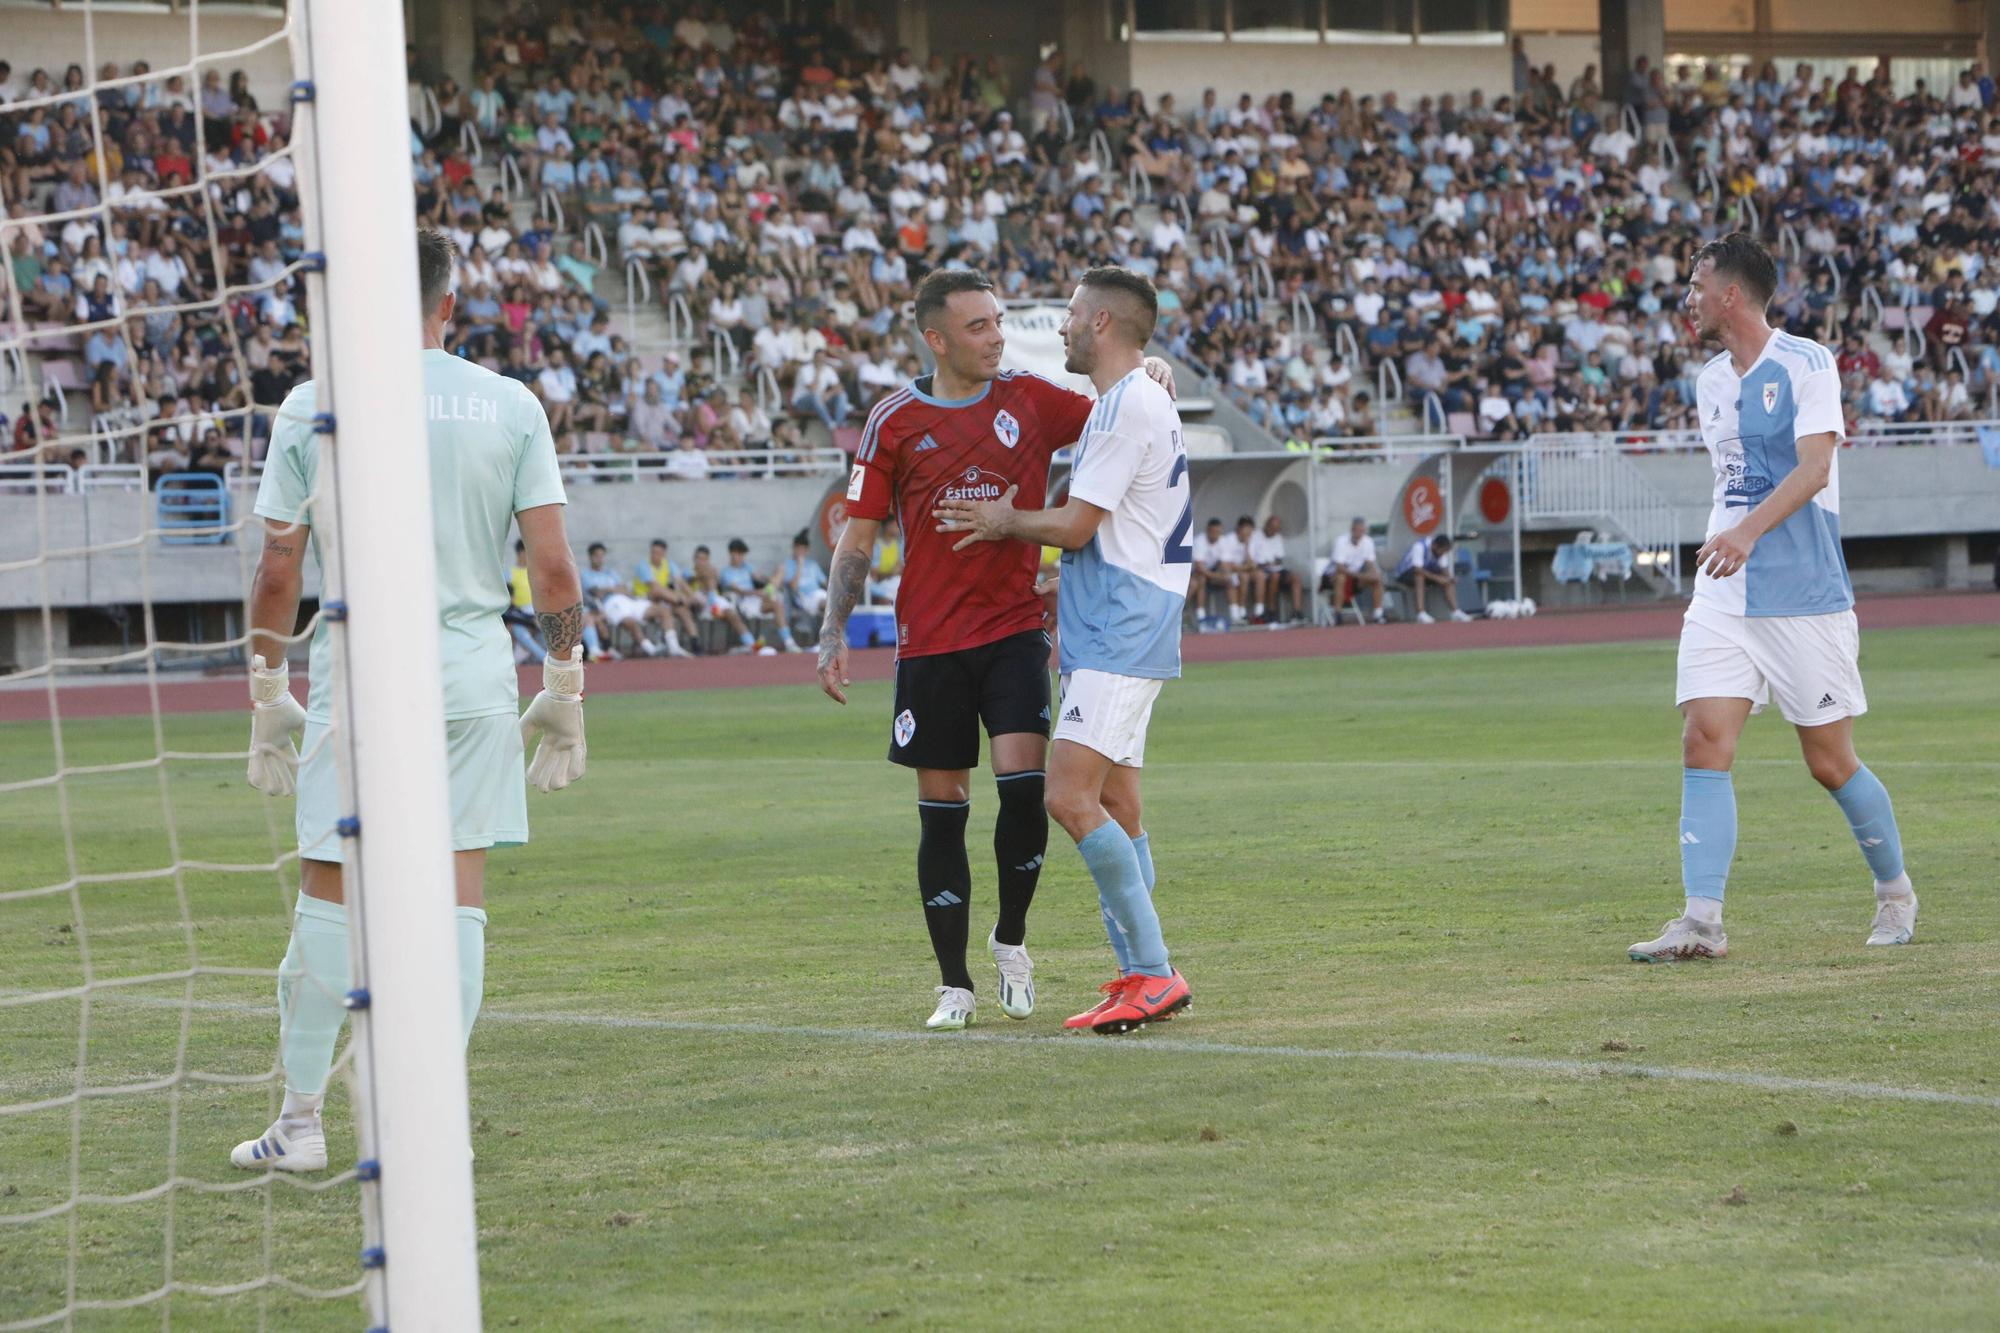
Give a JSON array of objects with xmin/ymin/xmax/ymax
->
[{"xmin": 1, "ymin": 2, "xmax": 476, "ymax": 1327}]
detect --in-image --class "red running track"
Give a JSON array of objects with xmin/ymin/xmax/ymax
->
[{"xmin": 3, "ymin": 590, "xmax": 1993, "ymax": 724}]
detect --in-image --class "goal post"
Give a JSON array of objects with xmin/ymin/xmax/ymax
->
[{"xmin": 291, "ymin": 0, "xmax": 481, "ymax": 1327}]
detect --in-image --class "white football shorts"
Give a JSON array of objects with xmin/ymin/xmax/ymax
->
[
  {"xmin": 1675, "ymin": 601, "xmax": 1867, "ymax": 726},
  {"xmin": 1053, "ymin": 669, "xmax": 1164, "ymax": 768}
]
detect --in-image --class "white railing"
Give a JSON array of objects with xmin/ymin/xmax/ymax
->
[
  {"xmin": 1333, "ymin": 320, "xmax": 1360, "ymax": 368},
  {"xmin": 1661, "ymin": 134, "xmax": 1679, "ymax": 170},
  {"xmin": 1290, "ymin": 290, "xmax": 1317, "ymax": 333},
  {"xmin": 1202, "ymin": 220, "xmax": 1234, "ymax": 266},
  {"xmin": 1621, "ymin": 104, "xmax": 1640, "ymax": 139},
  {"xmin": 1858, "ymin": 284, "xmax": 1884, "ymax": 328},
  {"xmin": 1740, "ymin": 191, "xmax": 1761, "ymax": 236},
  {"xmin": 1174, "ymin": 193, "xmax": 1193, "ymax": 232},
  {"xmin": 0, "ymin": 463, "xmax": 76, "ymax": 491},
  {"xmin": 623, "ymin": 257, "xmax": 651, "ymax": 342},
  {"xmin": 1775, "ymin": 221, "xmax": 1800, "ymax": 263},
  {"xmin": 1055, "ymin": 101, "xmax": 1075, "ymax": 143},
  {"xmin": 1696, "ymin": 163, "xmax": 1719, "ymax": 199},
  {"xmin": 1947, "ymin": 346, "xmax": 1972, "ymax": 381},
  {"xmin": 411, "ymin": 83, "xmax": 441, "ymax": 139},
  {"xmin": 583, "ymin": 221, "xmax": 609, "ymax": 268},
  {"xmin": 710, "ymin": 329, "xmax": 741, "ymax": 381},
  {"xmin": 1127, "ymin": 160, "xmax": 1154, "ymax": 203},
  {"xmin": 538, "ymin": 186, "xmax": 566, "ymax": 232},
  {"xmin": 0, "ymin": 343, "xmax": 27, "ymax": 392},
  {"xmin": 556, "ymin": 447, "xmax": 846, "ymax": 482},
  {"xmin": 1377, "ymin": 354, "xmax": 1403, "ymax": 404},
  {"xmin": 1420, "ymin": 390, "xmax": 1446, "ymax": 434},
  {"xmin": 755, "ymin": 364, "xmax": 783, "ymax": 415},
  {"xmin": 1306, "ymin": 433, "xmax": 1468, "ymax": 461},
  {"xmin": 1089, "ymin": 129, "xmax": 1113, "ymax": 176},
  {"xmin": 458, "ymin": 118, "xmax": 482, "ymax": 165},
  {"xmin": 1900, "ymin": 303, "xmax": 1927, "ymax": 361},
  {"xmin": 1519, "ymin": 438, "xmax": 1682, "ymax": 593},
  {"xmin": 82, "ymin": 463, "xmax": 147, "ymax": 491},
  {"xmin": 1820, "ymin": 253, "xmax": 1842, "ymax": 301},
  {"xmin": 664, "ymin": 291, "xmax": 694, "ymax": 345},
  {"xmin": 46, "ymin": 377, "xmax": 69, "ymax": 422},
  {"xmin": 497, "ymin": 153, "xmax": 525, "ymax": 199},
  {"xmin": 1250, "ymin": 257, "xmax": 1275, "ymax": 303}
]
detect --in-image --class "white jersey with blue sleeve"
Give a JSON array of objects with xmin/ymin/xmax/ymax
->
[
  {"xmin": 1693, "ymin": 330, "xmax": 1851, "ymax": 617},
  {"xmin": 1056, "ymin": 367, "xmax": 1191, "ymax": 679}
]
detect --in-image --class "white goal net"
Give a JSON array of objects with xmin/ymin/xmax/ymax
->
[{"xmin": 1, "ymin": 2, "xmax": 475, "ymax": 1327}]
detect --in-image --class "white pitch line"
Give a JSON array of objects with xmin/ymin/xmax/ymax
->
[{"xmin": 6, "ymin": 993, "xmax": 1998, "ymax": 1112}]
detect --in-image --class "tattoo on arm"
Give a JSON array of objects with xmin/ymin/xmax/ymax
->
[
  {"xmin": 265, "ymin": 541, "xmax": 294, "ymax": 558},
  {"xmin": 819, "ymin": 549, "xmax": 870, "ymax": 644},
  {"xmin": 536, "ymin": 602, "xmax": 584, "ymax": 658}
]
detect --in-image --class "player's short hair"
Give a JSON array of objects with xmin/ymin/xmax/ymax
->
[
  {"xmin": 913, "ymin": 268, "xmax": 996, "ymax": 333},
  {"xmin": 1693, "ymin": 231, "xmax": 1776, "ymax": 309},
  {"xmin": 416, "ymin": 227, "xmax": 458, "ymax": 314},
  {"xmin": 650, "ymin": 537, "xmax": 667, "ymax": 549},
  {"xmin": 1077, "ymin": 265, "xmax": 1159, "ymax": 346},
  {"xmin": 1205, "ymin": 516, "xmax": 1223, "ymax": 528},
  {"xmin": 587, "ymin": 542, "xmax": 606, "ymax": 555},
  {"xmin": 792, "ymin": 529, "xmax": 811, "ymax": 547},
  {"xmin": 1236, "ymin": 514, "xmax": 1254, "ymax": 528},
  {"xmin": 728, "ymin": 538, "xmax": 749, "ymax": 554},
  {"xmin": 1433, "ymin": 534, "xmax": 1454, "ymax": 551}
]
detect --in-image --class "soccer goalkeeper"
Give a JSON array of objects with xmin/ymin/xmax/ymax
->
[{"xmin": 231, "ymin": 228, "xmax": 586, "ymax": 1172}]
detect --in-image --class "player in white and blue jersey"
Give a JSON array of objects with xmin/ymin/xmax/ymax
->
[
  {"xmin": 1630, "ymin": 233, "xmax": 1915, "ymax": 963},
  {"xmin": 934, "ymin": 266, "xmax": 1193, "ymax": 1033}
]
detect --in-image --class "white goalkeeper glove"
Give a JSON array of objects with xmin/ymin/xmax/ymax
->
[
  {"xmin": 246, "ymin": 655, "xmax": 307, "ymax": 796},
  {"xmin": 520, "ymin": 645, "xmax": 586, "ymax": 793}
]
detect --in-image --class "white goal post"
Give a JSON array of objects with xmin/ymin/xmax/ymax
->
[{"xmin": 290, "ymin": 0, "xmax": 481, "ymax": 1326}]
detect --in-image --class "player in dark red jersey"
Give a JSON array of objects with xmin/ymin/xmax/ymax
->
[{"xmin": 815, "ymin": 268, "xmax": 1172, "ymax": 1030}]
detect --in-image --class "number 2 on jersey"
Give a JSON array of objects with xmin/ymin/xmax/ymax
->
[{"xmin": 1163, "ymin": 452, "xmax": 1192, "ymax": 564}]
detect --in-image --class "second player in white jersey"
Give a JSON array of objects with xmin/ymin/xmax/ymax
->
[{"xmin": 1057, "ymin": 366, "xmax": 1190, "ymax": 681}]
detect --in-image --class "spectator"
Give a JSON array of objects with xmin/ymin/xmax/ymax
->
[
  {"xmin": 791, "ymin": 347, "xmax": 852, "ymax": 431},
  {"xmin": 1249, "ymin": 515, "xmax": 1305, "ymax": 624},
  {"xmin": 688, "ymin": 543, "xmax": 758, "ymax": 652},
  {"xmin": 1394, "ymin": 533, "xmax": 1473, "ymax": 623},
  {"xmin": 634, "ymin": 538, "xmax": 700, "ymax": 652},
  {"xmin": 1222, "ymin": 515, "xmax": 1260, "ymax": 623},
  {"xmin": 1188, "ymin": 516, "xmax": 1237, "ymax": 623},
  {"xmin": 1322, "ymin": 516, "xmax": 1389, "ymax": 623},
  {"xmin": 717, "ymin": 537, "xmax": 802, "ymax": 653},
  {"xmin": 779, "ymin": 529, "xmax": 828, "ymax": 628}
]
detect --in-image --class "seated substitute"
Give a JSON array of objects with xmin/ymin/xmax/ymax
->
[
  {"xmin": 1394, "ymin": 532, "xmax": 1473, "ymax": 623},
  {"xmin": 1249, "ymin": 514, "xmax": 1304, "ymax": 622},
  {"xmin": 1322, "ymin": 515, "xmax": 1389, "ymax": 623}
]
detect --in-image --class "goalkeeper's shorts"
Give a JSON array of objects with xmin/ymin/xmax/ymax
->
[{"xmin": 296, "ymin": 713, "xmax": 528, "ymax": 863}]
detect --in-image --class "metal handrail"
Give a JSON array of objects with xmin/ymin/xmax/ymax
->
[
  {"xmin": 1127, "ymin": 160, "xmax": 1154, "ymax": 203},
  {"xmin": 1304, "ymin": 433, "xmax": 1468, "ymax": 461},
  {"xmin": 414, "ymin": 84, "xmax": 441, "ymax": 139},
  {"xmin": 1820, "ymin": 253, "xmax": 1842, "ymax": 302},
  {"xmin": 710, "ymin": 328, "xmax": 741, "ymax": 381},
  {"xmin": 1858, "ymin": 284, "xmax": 1884, "ymax": 328},
  {"xmin": 623, "ymin": 256, "xmax": 651, "ymax": 343},
  {"xmin": 1946, "ymin": 345, "xmax": 1971, "ymax": 380},
  {"xmin": 1741, "ymin": 191, "xmax": 1761, "ymax": 236},
  {"xmin": 556, "ymin": 447, "xmax": 846, "ymax": 480},
  {"xmin": 1056, "ymin": 101, "xmax": 1075, "ymax": 143},
  {"xmin": 1334, "ymin": 320, "xmax": 1361, "ymax": 367},
  {"xmin": 1777, "ymin": 221, "xmax": 1801, "ymax": 263},
  {"xmin": 0, "ymin": 462, "xmax": 77, "ymax": 492},
  {"xmin": 755, "ymin": 364, "xmax": 783, "ymax": 415},
  {"xmin": 1377, "ymin": 355, "xmax": 1403, "ymax": 404},
  {"xmin": 1660, "ymin": 134, "xmax": 1679, "ymax": 170},
  {"xmin": 1621, "ymin": 104, "xmax": 1640, "ymax": 139},
  {"xmin": 458, "ymin": 118, "xmax": 482, "ymax": 165},
  {"xmin": 1090, "ymin": 129, "xmax": 1112, "ymax": 175},
  {"xmin": 1290, "ymin": 290, "xmax": 1317, "ymax": 333},
  {"xmin": 1421, "ymin": 390, "xmax": 1446, "ymax": 434},
  {"xmin": 583, "ymin": 221, "xmax": 609, "ymax": 268},
  {"xmin": 1900, "ymin": 300, "xmax": 1927, "ymax": 360},
  {"xmin": 664, "ymin": 291, "xmax": 693, "ymax": 345},
  {"xmin": 497, "ymin": 154, "xmax": 525, "ymax": 199},
  {"xmin": 1251, "ymin": 257, "xmax": 1275, "ymax": 303},
  {"xmin": 538, "ymin": 187, "xmax": 566, "ymax": 232},
  {"xmin": 1202, "ymin": 220, "xmax": 1234, "ymax": 266}
]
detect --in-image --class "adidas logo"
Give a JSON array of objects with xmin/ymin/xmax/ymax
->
[
  {"xmin": 1711, "ymin": 405, "xmax": 1721, "ymax": 421},
  {"xmin": 1681, "ymin": 831, "xmax": 1701, "ymax": 845},
  {"xmin": 1861, "ymin": 836, "xmax": 1885, "ymax": 847},
  {"xmin": 1015, "ymin": 854, "xmax": 1045, "ymax": 873},
  {"xmin": 1817, "ymin": 692, "xmax": 1837, "ymax": 710},
  {"xmin": 924, "ymin": 890, "xmax": 963, "ymax": 908},
  {"xmin": 1039, "ymin": 706, "xmax": 1050, "ymax": 721},
  {"xmin": 914, "ymin": 434, "xmax": 940, "ymax": 452},
  {"xmin": 1062, "ymin": 706, "xmax": 1083, "ymax": 723}
]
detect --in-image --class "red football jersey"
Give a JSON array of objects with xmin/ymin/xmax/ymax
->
[{"xmin": 845, "ymin": 370, "xmax": 1094, "ymax": 658}]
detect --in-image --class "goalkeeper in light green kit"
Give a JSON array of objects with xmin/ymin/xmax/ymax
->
[{"xmin": 230, "ymin": 229, "xmax": 587, "ymax": 1173}]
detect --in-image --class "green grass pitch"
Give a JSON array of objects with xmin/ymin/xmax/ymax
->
[{"xmin": 2, "ymin": 627, "xmax": 1997, "ymax": 1328}]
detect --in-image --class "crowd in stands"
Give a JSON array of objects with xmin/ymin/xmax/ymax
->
[{"xmin": 9, "ymin": 4, "xmax": 2000, "ymax": 493}]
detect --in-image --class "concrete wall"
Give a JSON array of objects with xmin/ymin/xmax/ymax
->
[
  {"xmin": 1, "ymin": 5, "xmax": 293, "ymax": 113},
  {"xmin": 0, "ymin": 473, "xmax": 840, "ymax": 615},
  {"xmin": 1126, "ymin": 37, "xmax": 1513, "ymax": 106}
]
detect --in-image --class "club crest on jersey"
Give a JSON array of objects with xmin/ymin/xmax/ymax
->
[
  {"xmin": 993, "ymin": 409, "xmax": 1020, "ymax": 449},
  {"xmin": 1762, "ymin": 382, "xmax": 1779, "ymax": 414}
]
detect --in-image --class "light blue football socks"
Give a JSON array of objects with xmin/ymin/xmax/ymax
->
[
  {"xmin": 1078, "ymin": 821, "xmax": 1169, "ymax": 979},
  {"xmin": 1100, "ymin": 830, "xmax": 1157, "ymax": 975},
  {"xmin": 1829, "ymin": 765, "xmax": 1906, "ymax": 885},
  {"xmin": 1679, "ymin": 768, "xmax": 1737, "ymax": 907},
  {"xmin": 456, "ymin": 905, "xmax": 487, "ymax": 1047}
]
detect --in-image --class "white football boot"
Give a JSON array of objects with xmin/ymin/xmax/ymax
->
[
  {"xmin": 230, "ymin": 1116, "xmax": 328, "ymax": 1172},
  {"xmin": 925, "ymin": 985, "xmax": 976, "ymax": 1031},
  {"xmin": 989, "ymin": 932, "xmax": 1035, "ymax": 1020},
  {"xmin": 1628, "ymin": 916, "xmax": 1728, "ymax": 962},
  {"xmin": 1866, "ymin": 892, "xmax": 1917, "ymax": 947}
]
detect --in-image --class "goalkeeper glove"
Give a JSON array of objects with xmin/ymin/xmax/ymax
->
[
  {"xmin": 246, "ymin": 655, "xmax": 307, "ymax": 796},
  {"xmin": 520, "ymin": 645, "xmax": 586, "ymax": 793}
]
